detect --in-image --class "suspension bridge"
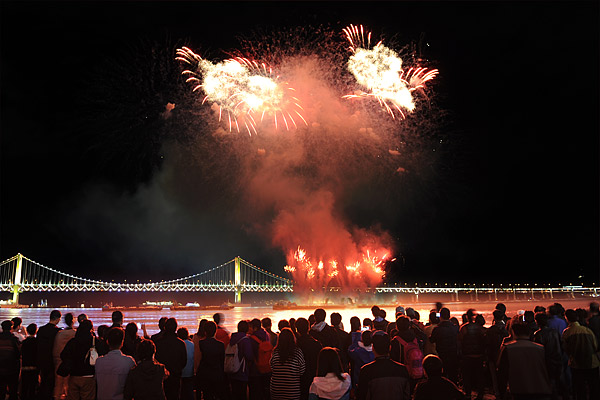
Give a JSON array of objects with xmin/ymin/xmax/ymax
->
[{"xmin": 1, "ymin": 254, "xmax": 598, "ymax": 306}]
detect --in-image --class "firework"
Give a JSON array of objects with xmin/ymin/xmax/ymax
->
[
  {"xmin": 343, "ymin": 25, "xmax": 439, "ymax": 119},
  {"xmin": 176, "ymin": 47, "xmax": 306, "ymax": 134}
]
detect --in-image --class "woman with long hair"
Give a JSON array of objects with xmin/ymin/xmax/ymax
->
[
  {"xmin": 270, "ymin": 327, "xmax": 306, "ymax": 400},
  {"xmin": 309, "ymin": 347, "xmax": 351, "ymax": 400}
]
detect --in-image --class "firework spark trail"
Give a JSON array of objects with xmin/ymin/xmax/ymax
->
[
  {"xmin": 176, "ymin": 47, "xmax": 306, "ymax": 134},
  {"xmin": 343, "ymin": 25, "xmax": 439, "ymax": 119}
]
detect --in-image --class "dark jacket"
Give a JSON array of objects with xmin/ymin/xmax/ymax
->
[
  {"xmin": 348, "ymin": 336, "xmax": 374, "ymax": 385},
  {"xmin": 458, "ymin": 322, "xmax": 486, "ymax": 357},
  {"xmin": 229, "ymin": 332, "xmax": 253, "ymax": 382},
  {"xmin": 21, "ymin": 336, "xmax": 37, "ymax": 368},
  {"xmin": 429, "ymin": 321, "xmax": 459, "ymax": 360},
  {"xmin": 36, "ymin": 322, "xmax": 60, "ymax": 370},
  {"xmin": 60, "ymin": 332, "xmax": 95, "ymax": 376},
  {"xmin": 0, "ymin": 331, "xmax": 21, "ymax": 375},
  {"xmin": 310, "ymin": 322, "xmax": 340, "ymax": 349},
  {"xmin": 413, "ymin": 376, "xmax": 464, "ymax": 400},
  {"xmin": 298, "ymin": 333, "xmax": 323, "ymax": 399},
  {"xmin": 357, "ymin": 356, "xmax": 410, "ymax": 400},
  {"xmin": 533, "ymin": 326, "xmax": 563, "ymax": 379},
  {"xmin": 122, "ymin": 335, "xmax": 142, "ymax": 360},
  {"xmin": 154, "ymin": 331, "xmax": 187, "ymax": 377},
  {"xmin": 123, "ymin": 359, "xmax": 168, "ymax": 400},
  {"xmin": 485, "ymin": 322, "xmax": 509, "ymax": 363},
  {"xmin": 196, "ymin": 337, "xmax": 225, "ymax": 382},
  {"xmin": 332, "ymin": 326, "xmax": 351, "ymax": 370},
  {"xmin": 497, "ymin": 339, "xmax": 552, "ymax": 395}
]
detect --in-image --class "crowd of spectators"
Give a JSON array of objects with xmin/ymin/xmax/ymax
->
[{"xmin": 0, "ymin": 300, "xmax": 598, "ymax": 400}]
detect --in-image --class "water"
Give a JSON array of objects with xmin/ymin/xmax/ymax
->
[{"xmin": 1, "ymin": 298, "xmax": 594, "ymax": 334}]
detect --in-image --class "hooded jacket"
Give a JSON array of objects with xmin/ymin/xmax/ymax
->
[
  {"xmin": 348, "ymin": 339, "xmax": 374, "ymax": 385},
  {"xmin": 310, "ymin": 322, "xmax": 340, "ymax": 349},
  {"xmin": 123, "ymin": 359, "xmax": 168, "ymax": 400},
  {"xmin": 228, "ymin": 332, "xmax": 253, "ymax": 382},
  {"xmin": 309, "ymin": 373, "xmax": 351, "ymax": 400}
]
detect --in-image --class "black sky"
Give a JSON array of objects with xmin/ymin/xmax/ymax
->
[{"xmin": 1, "ymin": 1, "xmax": 598, "ymax": 285}]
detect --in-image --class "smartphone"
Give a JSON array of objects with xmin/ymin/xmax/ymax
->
[{"xmin": 436, "ymin": 313, "xmax": 441, "ymax": 318}]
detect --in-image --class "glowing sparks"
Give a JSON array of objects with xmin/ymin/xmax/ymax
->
[
  {"xmin": 176, "ymin": 47, "xmax": 306, "ymax": 134},
  {"xmin": 284, "ymin": 246, "xmax": 390, "ymax": 289},
  {"xmin": 343, "ymin": 25, "xmax": 438, "ymax": 119}
]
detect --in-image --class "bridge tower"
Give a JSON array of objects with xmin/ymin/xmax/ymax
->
[
  {"xmin": 234, "ymin": 256, "xmax": 242, "ymax": 304},
  {"xmin": 12, "ymin": 253, "xmax": 23, "ymax": 305}
]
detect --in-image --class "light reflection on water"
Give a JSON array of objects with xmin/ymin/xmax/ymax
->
[{"xmin": 0, "ymin": 298, "xmax": 593, "ymax": 334}]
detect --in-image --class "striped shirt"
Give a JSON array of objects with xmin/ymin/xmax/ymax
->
[{"xmin": 270, "ymin": 347, "xmax": 306, "ymax": 400}]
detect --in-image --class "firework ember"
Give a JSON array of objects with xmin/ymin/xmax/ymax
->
[
  {"xmin": 176, "ymin": 47, "xmax": 306, "ymax": 134},
  {"xmin": 343, "ymin": 24, "xmax": 439, "ymax": 119}
]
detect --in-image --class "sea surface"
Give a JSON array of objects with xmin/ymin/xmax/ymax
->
[{"xmin": 1, "ymin": 298, "xmax": 595, "ymax": 334}]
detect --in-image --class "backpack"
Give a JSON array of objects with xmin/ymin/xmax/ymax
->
[
  {"xmin": 396, "ymin": 336, "xmax": 424, "ymax": 379},
  {"xmin": 224, "ymin": 338, "xmax": 246, "ymax": 374},
  {"xmin": 251, "ymin": 335, "xmax": 274, "ymax": 374}
]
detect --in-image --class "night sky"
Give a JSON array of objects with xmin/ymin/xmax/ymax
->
[{"xmin": 1, "ymin": 1, "xmax": 598, "ymax": 286}]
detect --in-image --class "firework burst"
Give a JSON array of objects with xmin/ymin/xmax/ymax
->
[
  {"xmin": 176, "ymin": 47, "xmax": 306, "ymax": 134},
  {"xmin": 343, "ymin": 25, "xmax": 439, "ymax": 119}
]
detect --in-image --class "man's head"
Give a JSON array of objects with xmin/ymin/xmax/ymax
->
[
  {"xmin": 361, "ymin": 330, "xmax": 373, "ymax": 347},
  {"xmin": 428, "ymin": 311, "xmax": 439, "ymax": 325},
  {"xmin": 1, "ymin": 320, "xmax": 13, "ymax": 332},
  {"xmin": 371, "ymin": 331, "xmax": 390, "ymax": 357},
  {"xmin": 330, "ymin": 313, "xmax": 342, "ymax": 327},
  {"xmin": 49, "ymin": 310, "xmax": 61, "ymax": 324},
  {"xmin": 405, "ymin": 308, "xmax": 416, "ymax": 319},
  {"xmin": 107, "ymin": 327, "xmax": 125, "ymax": 350},
  {"xmin": 111, "ymin": 311, "xmax": 123, "ymax": 326},
  {"xmin": 395, "ymin": 306, "xmax": 405, "ymax": 317},
  {"xmin": 439, "ymin": 307, "xmax": 451, "ymax": 321},
  {"xmin": 164, "ymin": 318, "xmax": 178, "ymax": 333},
  {"xmin": 137, "ymin": 339, "xmax": 156, "ymax": 361},
  {"xmin": 177, "ymin": 327, "xmax": 190, "ymax": 341},
  {"xmin": 249, "ymin": 318, "xmax": 261, "ymax": 333},
  {"xmin": 213, "ymin": 313, "xmax": 224, "ymax": 326},
  {"xmin": 64, "ymin": 313, "xmax": 74, "ymax": 328},
  {"xmin": 565, "ymin": 309, "xmax": 578, "ymax": 324},
  {"xmin": 278, "ymin": 320, "xmax": 290, "ymax": 331},
  {"xmin": 158, "ymin": 317, "xmax": 168, "ymax": 331},
  {"xmin": 237, "ymin": 320, "xmax": 249, "ymax": 334},
  {"xmin": 204, "ymin": 321, "xmax": 217, "ymax": 338},
  {"xmin": 26, "ymin": 323, "xmax": 37, "ymax": 336},
  {"xmin": 493, "ymin": 309, "xmax": 505, "ymax": 322},
  {"xmin": 77, "ymin": 314, "xmax": 88, "ymax": 324},
  {"xmin": 496, "ymin": 303, "xmax": 507, "ymax": 313},
  {"xmin": 396, "ymin": 315, "xmax": 411, "ymax": 332},
  {"xmin": 590, "ymin": 302, "xmax": 600, "ymax": 314},
  {"xmin": 422, "ymin": 354, "xmax": 444, "ymax": 378},
  {"xmin": 314, "ymin": 308, "xmax": 326, "ymax": 323},
  {"xmin": 261, "ymin": 317, "xmax": 272, "ymax": 330},
  {"xmin": 510, "ymin": 319, "xmax": 530, "ymax": 339},
  {"xmin": 295, "ymin": 318, "xmax": 309, "ymax": 335},
  {"xmin": 371, "ymin": 305, "xmax": 381, "ymax": 318},
  {"xmin": 535, "ymin": 312, "xmax": 549, "ymax": 328}
]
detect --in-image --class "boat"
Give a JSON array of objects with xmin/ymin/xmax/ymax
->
[
  {"xmin": 170, "ymin": 303, "xmax": 234, "ymax": 311},
  {"xmin": 272, "ymin": 301, "xmax": 349, "ymax": 310},
  {"xmin": 102, "ymin": 305, "xmax": 163, "ymax": 311}
]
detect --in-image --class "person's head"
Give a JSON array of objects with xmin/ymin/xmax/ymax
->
[
  {"xmin": 249, "ymin": 318, "xmax": 262, "ymax": 334},
  {"xmin": 164, "ymin": 318, "xmax": 177, "ymax": 334},
  {"xmin": 237, "ymin": 320, "xmax": 249, "ymax": 334},
  {"xmin": 295, "ymin": 318, "xmax": 309, "ymax": 335},
  {"xmin": 275, "ymin": 328, "xmax": 297, "ymax": 363},
  {"xmin": 496, "ymin": 303, "xmax": 507, "ymax": 313},
  {"xmin": 371, "ymin": 305, "xmax": 381, "ymax": 318},
  {"xmin": 590, "ymin": 302, "xmax": 600, "ymax": 315},
  {"xmin": 11, "ymin": 317, "xmax": 22, "ymax": 330},
  {"xmin": 422, "ymin": 354, "xmax": 444, "ymax": 378},
  {"xmin": 177, "ymin": 327, "xmax": 190, "ymax": 341},
  {"xmin": 554, "ymin": 303, "xmax": 565, "ymax": 316},
  {"xmin": 535, "ymin": 312, "xmax": 549, "ymax": 328},
  {"xmin": 213, "ymin": 312, "xmax": 224, "ymax": 326},
  {"xmin": 97, "ymin": 325, "xmax": 109, "ymax": 339},
  {"xmin": 450, "ymin": 317, "xmax": 459, "ymax": 326},
  {"xmin": 405, "ymin": 308, "xmax": 415, "ymax": 319},
  {"xmin": 534, "ymin": 306, "xmax": 546, "ymax": 314},
  {"xmin": 107, "ymin": 327, "xmax": 125, "ymax": 350},
  {"xmin": 76, "ymin": 319, "xmax": 93, "ymax": 338},
  {"xmin": 439, "ymin": 307, "xmax": 450, "ymax": 321},
  {"xmin": 361, "ymin": 330, "xmax": 373, "ymax": 347},
  {"xmin": 330, "ymin": 313, "xmax": 342, "ymax": 328},
  {"xmin": 49, "ymin": 309, "xmax": 61, "ymax": 324},
  {"xmin": 136, "ymin": 339, "xmax": 156, "ymax": 361},
  {"xmin": 576, "ymin": 308, "xmax": 588, "ymax": 324},
  {"xmin": 62, "ymin": 313, "xmax": 74, "ymax": 328},
  {"xmin": 308, "ymin": 314, "xmax": 316, "ymax": 326},
  {"xmin": 278, "ymin": 319, "xmax": 290, "ymax": 331},
  {"xmin": 158, "ymin": 317, "xmax": 168, "ymax": 331},
  {"xmin": 372, "ymin": 331, "xmax": 390, "ymax": 357},
  {"xmin": 125, "ymin": 322, "xmax": 138, "ymax": 339},
  {"xmin": 493, "ymin": 309, "xmax": 505, "ymax": 322},
  {"xmin": 510, "ymin": 320, "xmax": 530, "ymax": 339},
  {"xmin": 77, "ymin": 313, "xmax": 88, "ymax": 324},
  {"xmin": 548, "ymin": 304, "xmax": 559, "ymax": 316},
  {"xmin": 428, "ymin": 311, "xmax": 439, "ymax": 325},
  {"xmin": 395, "ymin": 306, "xmax": 405, "ymax": 317},
  {"xmin": 316, "ymin": 347, "xmax": 345, "ymax": 381},
  {"xmin": 26, "ymin": 323, "xmax": 37, "ymax": 336},
  {"xmin": 1, "ymin": 320, "xmax": 12, "ymax": 332},
  {"xmin": 466, "ymin": 309, "xmax": 477, "ymax": 323},
  {"xmin": 204, "ymin": 321, "xmax": 217, "ymax": 338},
  {"xmin": 413, "ymin": 311, "xmax": 420, "ymax": 321},
  {"xmin": 435, "ymin": 302, "xmax": 443, "ymax": 312},
  {"xmin": 111, "ymin": 311, "xmax": 123, "ymax": 326},
  {"xmin": 396, "ymin": 315, "xmax": 411, "ymax": 332},
  {"xmin": 197, "ymin": 319, "xmax": 208, "ymax": 337},
  {"xmin": 475, "ymin": 314, "xmax": 485, "ymax": 326},
  {"xmin": 363, "ymin": 318, "xmax": 373, "ymax": 329},
  {"xmin": 350, "ymin": 316, "xmax": 361, "ymax": 332},
  {"xmin": 289, "ymin": 318, "xmax": 296, "ymax": 332},
  {"xmin": 261, "ymin": 317, "xmax": 272, "ymax": 330},
  {"xmin": 523, "ymin": 310, "xmax": 535, "ymax": 323},
  {"xmin": 565, "ymin": 309, "xmax": 578, "ymax": 324},
  {"xmin": 314, "ymin": 308, "xmax": 326, "ymax": 323}
]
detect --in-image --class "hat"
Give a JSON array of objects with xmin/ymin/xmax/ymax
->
[{"xmin": 396, "ymin": 306, "xmax": 405, "ymax": 315}]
